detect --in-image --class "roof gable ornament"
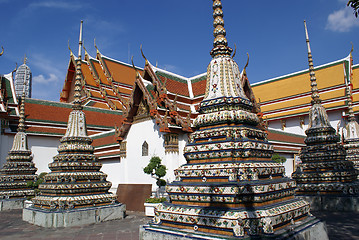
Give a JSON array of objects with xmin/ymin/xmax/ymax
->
[{"xmin": 0, "ymin": 46, "xmax": 4, "ymax": 56}]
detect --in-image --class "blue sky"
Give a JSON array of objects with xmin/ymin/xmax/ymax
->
[{"xmin": 0, "ymin": 0, "xmax": 358, "ymax": 101}]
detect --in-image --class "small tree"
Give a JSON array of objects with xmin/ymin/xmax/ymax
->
[
  {"xmin": 271, "ymin": 153, "xmax": 286, "ymax": 164},
  {"xmin": 143, "ymin": 156, "xmax": 167, "ymax": 188}
]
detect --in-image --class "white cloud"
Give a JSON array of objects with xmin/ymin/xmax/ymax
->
[
  {"xmin": 326, "ymin": 7, "xmax": 359, "ymax": 32},
  {"xmin": 33, "ymin": 73, "xmax": 59, "ymax": 84}
]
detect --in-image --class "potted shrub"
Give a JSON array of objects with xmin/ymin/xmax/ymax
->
[
  {"xmin": 143, "ymin": 156, "xmax": 167, "ymax": 216},
  {"xmin": 144, "ymin": 197, "xmax": 167, "ymax": 217}
]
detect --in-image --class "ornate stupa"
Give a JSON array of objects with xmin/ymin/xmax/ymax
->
[
  {"xmin": 292, "ymin": 21, "xmax": 359, "ymax": 210},
  {"xmin": 141, "ymin": 2, "xmax": 327, "ymax": 239},
  {"xmin": 343, "ymin": 48, "xmax": 359, "ymax": 175},
  {"xmin": 23, "ymin": 21, "xmax": 125, "ymax": 227},
  {"xmin": 0, "ymin": 90, "xmax": 37, "ymax": 210}
]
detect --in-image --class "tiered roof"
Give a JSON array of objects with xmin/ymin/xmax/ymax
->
[{"xmin": 252, "ymin": 52, "xmax": 358, "ymax": 122}]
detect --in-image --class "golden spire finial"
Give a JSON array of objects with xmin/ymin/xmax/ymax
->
[
  {"xmin": 210, "ymin": 0, "xmax": 232, "ymax": 58},
  {"xmin": 304, "ymin": 20, "xmax": 321, "ymax": 105},
  {"xmin": 0, "ymin": 46, "xmax": 4, "ymax": 56},
  {"xmin": 72, "ymin": 20, "xmax": 84, "ymax": 110},
  {"xmin": 23, "ymin": 54, "xmax": 27, "ymax": 65}
]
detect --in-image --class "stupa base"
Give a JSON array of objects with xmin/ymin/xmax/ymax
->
[
  {"xmin": 22, "ymin": 203, "xmax": 126, "ymax": 228},
  {"xmin": 140, "ymin": 216, "xmax": 328, "ymax": 240},
  {"xmin": 0, "ymin": 198, "xmax": 25, "ymax": 211},
  {"xmin": 300, "ymin": 195, "xmax": 359, "ymax": 212}
]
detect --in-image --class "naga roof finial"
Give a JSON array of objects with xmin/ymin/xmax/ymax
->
[
  {"xmin": 131, "ymin": 56, "xmax": 140, "ymax": 78},
  {"xmin": 140, "ymin": 44, "xmax": 149, "ymax": 66},
  {"xmin": 210, "ymin": 0, "xmax": 233, "ymax": 58},
  {"xmin": 304, "ymin": 20, "xmax": 321, "ymax": 105},
  {"xmin": 68, "ymin": 40, "xmax": 74, "ymax": 57},
  {"xmin": 72, "ymin": 20, "xmax": 84, "ymax": 110},
  {"xmin": 0, "ymin": 46, "xmax": 4, "ymax": 56}
]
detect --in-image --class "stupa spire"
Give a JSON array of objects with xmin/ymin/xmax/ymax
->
[
  {"xmin": 210, "ymin": 0, "xmax": 232, "ymax": 58},
  {"xmin": 304, "ymin": 20, "xmax": 321, "ymax": 104},
  {"xmin": 17, "ymin": 90, "xmax": 26, "ymax": 132},
  {"xmin": 72, "ymin": 20, "xmax": 83, "ymax": 110}
]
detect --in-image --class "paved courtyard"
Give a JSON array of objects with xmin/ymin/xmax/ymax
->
[{"xmin": 0, "ymin": 210, "xmax": 358, "ymax": 240}]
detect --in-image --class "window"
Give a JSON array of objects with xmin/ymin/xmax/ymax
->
[{"xmin": 142, "ymin": 141, "xmax": 148, "ymax": 156}]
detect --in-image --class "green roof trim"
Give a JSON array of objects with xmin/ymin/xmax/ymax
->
[
  {"xmin": 155, "ymin": 71, "xmax": 188, "ymax": 84},
  {"xmin": 91, "ymin": 130, "xmax": 116, "ymax": 140},
  {"xmin": 26, "ymin": 118, "xmax": 114, "ymax": 130},
  {"xmin": 25, "ymin": 98, "xmax": 123, "ymax": 115},
  {"xmin": 191, "ymin": 74, "xmax": 206, "ymax": 83}
]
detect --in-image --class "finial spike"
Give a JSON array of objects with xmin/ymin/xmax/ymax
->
[
  {"xmin": 72, "ymin": 20, "xmax": 84, "ymax": 110},
  {"xmin": 304, "ymin": 20, "xmax": 320, "ymax": 104},
  {"xmin": 23, "ymin": 54, "xmax": 27, "ymax": 65},
  {"xmin": 78, "ymin": 20, "xmax": 83, "ymax": 58},
  {"xmin": 17, "ymin": 85, "xmax": 26, "ymax": 132},
  {"xmin": 140, "ymin": 44, "xmax": 149, "ymax": 65},
  {"xmin": 210, "ymin": 0, "xmax": 232, "ymax": 58}
]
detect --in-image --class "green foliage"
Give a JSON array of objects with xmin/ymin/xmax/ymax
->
[
  {"xmin": 348, "ymin": 0, "xmax": 359, "ymax": 17},
  {"xmin": 143, "ymin": 156, "xmax": 167, "ymax": 187},
  {"xmin": 27, "ymin": 172, "xmax": 47, "ymax": 194},
  {"xmin": 145, "ymin": 197, "xmax": 167, "ymax": 203},
  {"xmin": 271, "ymin": 153, "xmax": 286, "ymax": 164}
]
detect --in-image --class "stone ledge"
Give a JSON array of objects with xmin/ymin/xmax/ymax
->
[
  {"xmin": 22, "ymin": 203, "xmax": 126, "ymax": 228},
  {"xmin": 300, "ymin": 195, "xmax": 359, "ymax": 212},
  {"xmin": 0, "ymin": 199, "xmax": 25, "ymax": 211},
  {"xmin": 139, "ymin": 217, "xmax": 328, "ymax": 240}
]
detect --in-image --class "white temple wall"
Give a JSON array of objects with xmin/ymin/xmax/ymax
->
[
  {"xmin": 281, "ymin": 153, "xmax": 295, "ymax": 177},
  {"xmin": 0, "ymin": 134, "xmax": 14, "ymax": 168},
  {"xmin": 101, "ymin": 119, "xmax": 188, "ymax": 192},
  {"xmin": 28, "ymin": 135, "xmax": 60, "ymax": 174}
]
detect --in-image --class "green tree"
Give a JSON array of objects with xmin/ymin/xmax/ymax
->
[
  {"xmin": 143, "ymin": 156, "xmax": 167, "ymax": 187},
  {"xmin": 348, "ymin": 0, "xmax": 359, "ymax": 17},
  {"xmin": 271, "ymin": 153, "xmax": 286, "ymax": 164}
]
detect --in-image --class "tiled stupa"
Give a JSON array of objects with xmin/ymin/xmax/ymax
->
[
  {"xmin": 0, "ymin": 91, "xmax": 37, "ymax": 210},
  {"xmin": 343, "ymin": 51, "xmax": 359, "ymax": 176},
  {"xmin": 292, "ymin": 21, "xmax": 359, "ymax": 211},
  {"xmin": 23, "ymin": 21, "xmax": 125, "ymax": 227},
  {"xmin": 141, "ymin": 2, "xmax": 327, "ymax": 239}
]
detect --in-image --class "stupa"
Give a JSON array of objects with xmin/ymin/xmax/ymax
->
[
  {"xmin": 140, "ymin": 2, "xmax": 327, "ymax": 239},
  {"xmin": 0, "ymin": 90, "xmax": 37, "ymax": 210},
  {"xmin": 343, "ymin": 49, "xmax": 359, "ymax": 176},
  {"xmin": 292, "ymin": 21, "xmax": 359, "ymax": 211},
  {"xmin": 23, "ymin": 21, "xmax": 125, "ymax": 227}
]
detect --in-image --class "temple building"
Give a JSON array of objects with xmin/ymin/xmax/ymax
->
[
  {"xmin": 14, "ymin": 57, "xmax": 32, "ymax": 98},
  {"xmin": 22, "ymin": 21, "xmax": 125, "ymax": 228},
  {"xmin": 0, "ymin": 89, "xmax": 37, "ymax": 211},
  {"xmin": 141, "ymin": 1, "xmax": 327, "ymax": 238},
  {"xmin": 292, "ymin": 21, "xmax": 359, "ymax": 211}
]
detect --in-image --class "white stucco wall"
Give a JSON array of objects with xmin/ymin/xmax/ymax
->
[
  {"xmin": 0, "ymin": 133, "xmax": 60, "ymax": 174},
  {"xmin": 101, "ymin": 119, "xmax": 188, "ymax": 192}
]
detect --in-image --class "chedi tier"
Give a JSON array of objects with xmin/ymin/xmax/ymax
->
[
  {"xmin": 0, "ymin": 92, "xmax": 37, "ymax": 210},
  {"xmin": 23, "ymin": 21, "xmax": 125, "ymax": 227},
  {"xmin": 292, "ymin": 21, "xmax": 359, "ymax": 211},
  {"xmin": 343, "ymin": 51, "xmax": 359, "ymax": 176},
  {"xmin": 141, "ymin": 1, "xmax": 327, "ymax": 239}
]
